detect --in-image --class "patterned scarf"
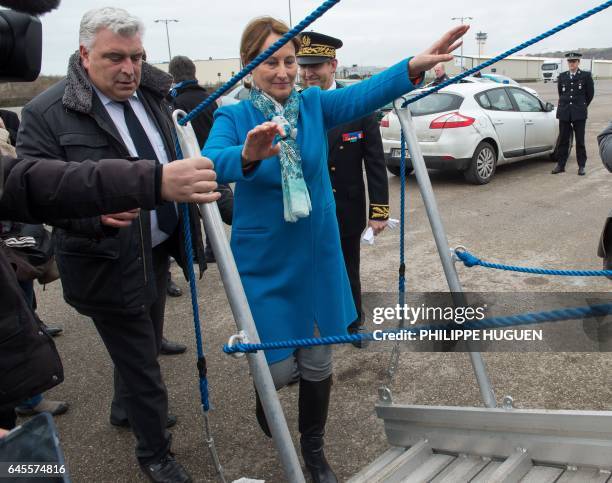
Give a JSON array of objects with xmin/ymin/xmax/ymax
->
[{"xmin": 250, "ymin": 87, "xmax": 311, "ymax": 222}]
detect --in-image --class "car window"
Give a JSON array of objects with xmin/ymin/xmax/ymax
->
[
  {"xmin": 406, "ymin": 93, "xmax": 463, "ymax": 117},
  {"xmin": 475, "ymin": 92, "xmax": 492, "ymax": 109},
  {"xmin": 508, "ymin": 88, "xmax": 542, "ymax": 112},
  {"xmin": 484, "ymin": 89, "xmax": 514, "ymax": 111}
]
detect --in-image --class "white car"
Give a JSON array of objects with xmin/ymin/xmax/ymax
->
[
  {"xmin": 479, "ymin": 73, "xmax": 541, "ymax": 99},
  {"xmin": 380, "ymin": 83, "xmax": 558, "ymax": 184},
  {"xmin": 217, "ymin": 83, "xmax": 250, "ymax": 107}
]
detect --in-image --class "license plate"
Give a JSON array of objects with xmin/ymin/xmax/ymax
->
[{"xmin": 391, "ymin": 148, "xmax": 409, "ymax": 158}]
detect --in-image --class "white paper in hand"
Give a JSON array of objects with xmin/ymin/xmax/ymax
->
[{"xmin": 361, "ymin": 227, "xmax": 375, "ymax": 245}]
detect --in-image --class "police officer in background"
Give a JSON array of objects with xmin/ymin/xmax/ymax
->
[
  {"xmin": 552, "ymin": 52, "xmax": 595, "ymax": 176},
  {"xmin": 297, "ymin": 32, "xmax": 389, "ymax": 345}
]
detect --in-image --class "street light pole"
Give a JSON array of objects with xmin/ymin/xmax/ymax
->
[
  {"xmin": 451, "ymin": 16, "xmax": 473, "ymax": 71},
  {"xmin": 155, "ymin": 19, "xmax": 179, "ymax": 62},
  {"xmin": 476, "ymin": 32, "xmax": 488, "ymax": 65},
  {"xmin": 288, "ymin": 0, "xmax": 293, "ymax": 27}
]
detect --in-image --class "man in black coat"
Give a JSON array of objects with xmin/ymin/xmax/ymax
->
[
  {"xmin": 297, "ymin": 32, "xmax": 389, "ymax": 344},
  {"xmin": 16, "ymin": 7, "xmax": 205, "ymax": 482},
  {"xmin": 552, "ymin": 52, "xmax": 595, "ymax": 176},
  {"xmin": 0, "ymin": 154, "xmax": 219, "ymax": 432},
  {"xmin": 429, "ymin": 63, "xmax": 450, "ymax": 87}
]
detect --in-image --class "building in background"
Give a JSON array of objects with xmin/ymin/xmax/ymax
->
[
  {"xmin": 154, "ymin": 57, "xmax": 241, "ymax": 86},
  {"xmin": 442, "ymin": 55, "xmax": 612, "ymax": 82},
  {"xmin": 153, "ymin": 55, "xmax": 612, "ymax": 87},
  {"xmin": 336, "ymin": 64, "xmax": 385, "ymax": 79}
]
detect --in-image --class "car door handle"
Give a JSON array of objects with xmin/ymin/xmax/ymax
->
[
  {"xmin": 493, "ymin": 121, "xmax": 504, "ymax": 125},
  {"xmin": 525, "ymin": 120, "xmax": 535, "ymax": 125}
]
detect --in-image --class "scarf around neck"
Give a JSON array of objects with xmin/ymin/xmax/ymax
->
[{"xmin": 250, "ymin": 87, "xmax": 311, "ymax": 222}]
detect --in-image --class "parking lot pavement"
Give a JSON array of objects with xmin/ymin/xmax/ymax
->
[{"xmin": 29, "ymin": 80, "xmax": 612, "ymax": 482}]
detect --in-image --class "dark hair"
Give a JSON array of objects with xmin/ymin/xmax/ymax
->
[
  {"xmin": 240, "ymin": 16, "xmax": 300, "ymax": 66},
  {"xmin": 169, "ymin": 55, "xmax": 197, "ymax": 83}
]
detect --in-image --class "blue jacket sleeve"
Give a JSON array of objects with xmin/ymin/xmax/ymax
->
[
  {"xmin": 319, "ymin": 58, "xmax": 420, "ymax": 130},
  {"xmin": 202, "ymin": 107, "xmax": 259, "ymax": 185}
]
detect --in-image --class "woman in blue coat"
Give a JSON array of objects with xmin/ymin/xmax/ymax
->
[{"xmin": 203, "ymin": 16, "xmax": 467, "ymax": 482}]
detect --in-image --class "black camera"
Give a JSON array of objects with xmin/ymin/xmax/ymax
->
[
  {"xmin": 0, "ymin": 0, "xmax": 60, "ymax": 82},
  {"xmin": 0, "ymin": 10, "xmax": 41, "ymax": 82}
]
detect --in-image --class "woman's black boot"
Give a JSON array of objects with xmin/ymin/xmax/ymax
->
[
  {"xmin": 298, "ymin": 376, "xmax": 337, "ymax": 483},
  {"xmin": 255, "ymin": 390, "xmax": 272, "ymax": 438}
]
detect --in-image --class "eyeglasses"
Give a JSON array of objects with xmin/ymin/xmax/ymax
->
[{"xmin": 568, "ymin": 59, "xmax": 579, "ymax": 63}]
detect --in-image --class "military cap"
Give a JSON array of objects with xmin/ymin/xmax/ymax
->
[
  {"xmin": 565, "ymin": 52, "xmax": 583, "ymax": 61},
  {"xmin": 297, "ymin": 31, "xmax": 343, "ymax": 65}
]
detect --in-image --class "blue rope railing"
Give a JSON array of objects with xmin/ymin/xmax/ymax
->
[
  {"xmin": 179, "ymin": 0, "xmax": 341, "ymax": 126},
  {"xmin": 403, "ymin": 0, "xmax": 612, "ymax": 107},
  {"xmin": 223, "ymin": 302, "xmax": 612, "ymax": 353},
  {"xmin": 456, "ymin": 249, "xmax": 612, "ymax": 277},
  {"xmin": 398, "ymin": 132, "xmax": 407, "ymax": 300},
  {"xmin": 176, "ymin": 141, "xmax": 210, "ymax": 412},
  {"xmin": 178, "ymin": 205, "xmax": 210, "ymax": 411}
]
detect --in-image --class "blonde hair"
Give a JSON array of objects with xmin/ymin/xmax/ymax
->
[{"xmin": 240, "ymin": 16, "xmax": 300, "ymax": 66}]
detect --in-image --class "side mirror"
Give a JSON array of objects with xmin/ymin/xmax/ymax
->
[{"xmin": 544, "ymin": 102, "xmax": 555, "ymax": 112}]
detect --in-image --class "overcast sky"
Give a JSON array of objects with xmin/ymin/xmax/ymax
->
[{"xmin": 37, "ymin": 0, "xmax": 612, "ymax": 75}]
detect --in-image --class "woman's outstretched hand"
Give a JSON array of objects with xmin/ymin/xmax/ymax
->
[
  {"xmin": 408, "ymin": 24, "xmax": 470, "ymax": 78},
  {"xmin": 241, "ymin": 121, "xmax": 286, "ymax": 166}
]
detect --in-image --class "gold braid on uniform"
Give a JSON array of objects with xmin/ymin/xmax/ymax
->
[
  {"xmin": 296, "ymin": 45, "xmax": 336, "ymax": 58},
  {"xmin": 369, "ymin": 204, "xmax": 389, "ymax": 220}
]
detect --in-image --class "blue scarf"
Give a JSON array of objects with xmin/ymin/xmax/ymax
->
[{"xmin": 250, "ymin": 87, "xmax": 311, "ymax": 222}]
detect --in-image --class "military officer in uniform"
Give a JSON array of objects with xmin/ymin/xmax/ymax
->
[
  {"xmin": 552, "ymin": 52, "xmax": 595, "ymax": 176},
  {"xmin": 297, "ymin": 32, "xmax": 389, "ymax": 344}
]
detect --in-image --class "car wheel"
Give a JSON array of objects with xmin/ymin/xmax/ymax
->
[
  {"xmin": 387, "ymin": 165, "xmax": 414, "ymax": 177},
  {"xmin": 464, "ymin": 142, "xmax": 497, "ymax": 184}
]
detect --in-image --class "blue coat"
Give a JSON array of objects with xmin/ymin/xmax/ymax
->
[{"xmin": 203, "ymin": 59, "xmax": 417, "ymax": 363}]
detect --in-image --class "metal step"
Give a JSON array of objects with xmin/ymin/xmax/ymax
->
[
  {"xmin": 430, "ymin": 455, "xmax": 490, "ymax": 483},
  {"xmin": 354, "ymin": 447, "xmax": 612, "ymax": 483},
  {"xmin": 351, "ymin": 404, "xmax": 612, "ymax": 482},
  {"xmin": 376, "ymin": 404, "xmax": 612, "ymax": 468}
]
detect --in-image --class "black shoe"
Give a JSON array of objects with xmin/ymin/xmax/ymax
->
[
  {"xmin": 160, "ymin": 337, "xmax": 187, "ymax": 355},
  {"xmin": 15, "ymin": 399, "xmax": 69, "ymax": 416},
  {"xmin": 39, "ymin": 320, "xmax": 63, "ymax": 337},
  {"xmin": 166, "ymin": 279, "xmax": 182, "ymax": 297},
  {"xmin": 111, "ymin": 414, "xmax": 177, "ymax": 429},
  {"xmin": 551, "ymin": 164, "xmax": 565, "ymax": 174},
  {"xmin": 140, "ymin": 453, "xmax": 191, "ymax": 483},
  {"xmin": 347, "ymin": 324, "xmax": 368, "ymax": 349},
  {"xmin": 299, "ymin": 377, "xmax": 338, "ymax": 483},
  {"xmin": 578, "ymin": 166, "xmax": 586, "ymax": 176}
]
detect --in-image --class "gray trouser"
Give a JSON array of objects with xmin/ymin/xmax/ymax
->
[{"xmin": 268, "ymin": 344, "xmax": 333, "ymax": 389}]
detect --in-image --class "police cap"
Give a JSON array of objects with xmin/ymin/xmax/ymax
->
[
  {"xmin": 297, "ymin": 31, "xmax": 343, "ymax": 65},
  {"xmin": 565, "ymin": 52, "xmax": 583, "ymax": 61}
]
